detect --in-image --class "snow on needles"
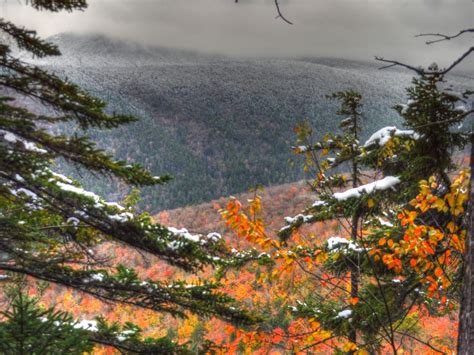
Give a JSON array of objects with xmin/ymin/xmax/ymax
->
[
  {"xmin": 364, "ymin": 126, "xmax": 419, "ymax": 147},
  {"xmin": 0, "ymin": 129, "xmax": 47, "ymax": 154},
  {"xmin": 167, "ymin": 227, "xmax": 201, "ymax": 243},
  {"xmin": 53, "ymin": 176, "xmax": 134, "ymax": 222},
  {"xmin": 56, "ymin": 181, "xmax": 101, "ymax": 203},
  {"xmin": 327, "ymin": 236, "xmax": 362, "ymax": 253},
  {"xmin": 333, "ymin": 176, "xmax": 400, "ymax": 201},
  {"xmin": 73, "ymin": 319, "xmax": 98, "ymax": 332},
  {"xmin": 284, "ymin": 214, "xmax": 313, "ymax": 224},
  {"xmin": 335, "ymin": 309, "xmax": 352, "ymax": 319},
  {"xmin": 166, "ymin": 227, "xmax": 222, "ymax": 250}
]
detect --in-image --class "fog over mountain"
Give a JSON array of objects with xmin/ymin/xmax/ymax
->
[
  {"xmin": 4, "ymin": 0, "xmax": 474, "ymax": 69},
  {"xmin": 33, "ymin": 33, "xmax": 473, "ymax": 211}
]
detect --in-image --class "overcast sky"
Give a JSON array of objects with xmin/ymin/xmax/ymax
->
[{"xmin": 2, "ymin": 0, "xmax": 473, "ymax": 69}]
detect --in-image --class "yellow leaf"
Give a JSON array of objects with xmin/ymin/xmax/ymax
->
[
  {"xmin": 447, "ymin": 221, "xmax": 457, "ymax": 233},
  {"xmin": 367, "ymin": 198, "xmax": 375, "ymax": 208},
  {"xmin": 343, "ymin": 342, "xmax": 358, "ymax": 352}
]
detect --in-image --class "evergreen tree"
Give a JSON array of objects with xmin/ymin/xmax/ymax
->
[
  {"xmin": 0, "ymin": 1, "xmax": 257, "ymax": 352},
  {"xmin": 278, "ymin": 70, "xmax": 472, "ymax": 352},
  {"xmin": 0, "ymin": 285, "xmax": 93, "ymax": 355},
  {"xmin": 287, "ymin": 90, "xmax": 365, "ymax": 345}
]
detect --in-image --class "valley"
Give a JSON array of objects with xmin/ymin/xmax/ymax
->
[{"xmin": 38, "ymin": 33, "xmax": 473, "ymax": 211}]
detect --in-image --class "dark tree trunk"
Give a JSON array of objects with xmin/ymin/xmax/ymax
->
[
  {"xmin": 457, "ymin": 140, "xmax": 474, "ymax": 354},
  {"xmin": 349, "ymin": 158, "xmax": 359, "ymax": 346},
  {"xmin": 349, "ymin": 214, "xmax": 359, "ymax": 345}
]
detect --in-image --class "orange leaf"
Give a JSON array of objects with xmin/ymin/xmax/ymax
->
[{"xmin": 350, "ymin": 297, "xmax": 359, "ymax": 305}]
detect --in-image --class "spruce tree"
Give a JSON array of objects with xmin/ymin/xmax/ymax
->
[
  {"xmin": 283, "ymin": 90, "xmax": 365, "ymax": 345},
  {"xmin": 0, "ymin": 285, "xmax": 93, "ymax": 355},
  {"xmin": 0, "ymin": 1, "xmax": 256, "ymax": 352}
]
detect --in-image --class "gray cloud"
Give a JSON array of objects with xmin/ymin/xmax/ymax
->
[{"xmin": 2, "ymin": 0, "xmax": 473, "ymax": 69}]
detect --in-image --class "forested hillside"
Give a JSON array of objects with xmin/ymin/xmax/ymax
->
[
  {"xmin": 34, "ymin": 33, "xmax": 474, "ymax": 211},
  {"xmin": 30, "ymin": 178, "xmax": 458, "ymax": 353}
]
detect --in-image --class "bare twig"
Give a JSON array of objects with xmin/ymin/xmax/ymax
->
[
  {"xmin": 274, "ymin": 0, "xmax": 293, "ymax": 25},
  {"xmin": 377, "ymin": 27, "xmax": 474, "ymax": 76},
  {"xmin": 375, "ymin": 57, "xmax": 425, "ymax": 75},
  {"xmin": 234, "ymin": 0, "xmax": 293, "ymax": 25},
  {"xmin": 442, "ymin": 47, "xmax": 474, "ymax": 74},
  {"xmin": 393, "ymin": 330, "xmax": 446, "ymax": 354},
  {"xmin": 415, "ymin": 29, "xmax": 474, "ymax": 45},
  {"xmin": 413, "ymin": 110, "xmax": 474, "ymax": 129},
  {"xmin": 375, "ymin": 46, "xmax": 474, "ymax": 76}
]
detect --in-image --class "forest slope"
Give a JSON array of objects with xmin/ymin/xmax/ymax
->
[{"xmin": 34, "ymin": 33, "xmax": 474, "ymax": 210}]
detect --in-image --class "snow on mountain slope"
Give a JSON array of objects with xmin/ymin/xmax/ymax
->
[{"xmin": 33, "ymin": 33, "xmax": 473, "ymax": 211}]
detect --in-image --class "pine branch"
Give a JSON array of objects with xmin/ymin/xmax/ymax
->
[
  {"xmin": 0, "ymin": 54, "xmax": 136, "ymax": 129},
  {"xmin": 0, "ymin": 20, "xmax": 60, "ymax": 58},
  {"xmin": 28, "ymin": 0, "xmax": 88, "ymax": 12},
  {"xmin": 0, "ymin": 260, "xmax": 258, "ymax": 326}
]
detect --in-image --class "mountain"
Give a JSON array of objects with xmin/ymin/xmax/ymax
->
[{"xmin": 36, "ymin": 33, "xmax": 473, "ymax": 211}]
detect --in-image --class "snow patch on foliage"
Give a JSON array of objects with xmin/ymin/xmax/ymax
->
[
  {"xmin": 294, "ymin": 145, "xmax": 308, "ymax": 152},
  {"xmin": 116, "ymin": 329, "xmax": 136, "ymax": 342},
  {"xmin": 56, "ymin": 181, "xmax": 101, "ymax": 202},
  {"xmin": 109, "ymin": 212, "xmax": 134, "ymax": 222},
  {"xmin": 168, "ymin": 227, "xmax": 200, "ymax": 243},
  {"xmin": 0, "ymin": 129, "xmax": 47, "ymax": 154},
  {"xmin": 327, "ymin": 236, "xmax": 362, "ymax": 253},
  {"xmin": 364, "ymin": 126, "xmax": 419, "ymax": 147},
  {"xmin": 333, "ymin": 176, "xmax": 400, "ymax": 201},
  {"xmin": 166, "ymin": 228, "xmax": 221, "ymax": 251},
  {"xmin": 52, "ymin": 173, "xmax": 136, "ymax": 223},
  {"xmin": 377, "ymin": 217, "xmax": 393, "ymax": 227},
  {"xmin": 90, "ymin": 273, "xmax": 105, "ymax": 282},
  {"xmin": 206, "ymin": 232, "xmax": 221, "ymax": 242},
  {"xmin": 66, "ymin": 217, "xmax": 80, "ymax": 226},
  {"xmin": 312, "ymin": 200, "xmax": 327, "ymax": 208},
  {"xmin": 455, "ymin": 105, "xmax": 467, "ymax": 113},
  {"xmin": 103, "ymin": 201, "xmax": 125, "ymax": 211},
  {"xmin": 50, "ymin": 171, "xmax": 73, "ymax": 184},
  {"xmin": 73, "ymin": 319, "xmax": 98, "ymax": 332},
  {"xmin": 284, "ymin": 214, "xmax": 313, "ymax": 224},
  {"xmin": 10, "ymin": 187, "xmax": 38, "ymax": 201},
  {"xmin": 335, "ymin": 309, "xmax": 352, "ymax": 319}
]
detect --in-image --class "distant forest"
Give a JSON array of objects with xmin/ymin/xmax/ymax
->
[{"xmin": 45, "ymin": 34, "xmax": 473, "ymax": 211}]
